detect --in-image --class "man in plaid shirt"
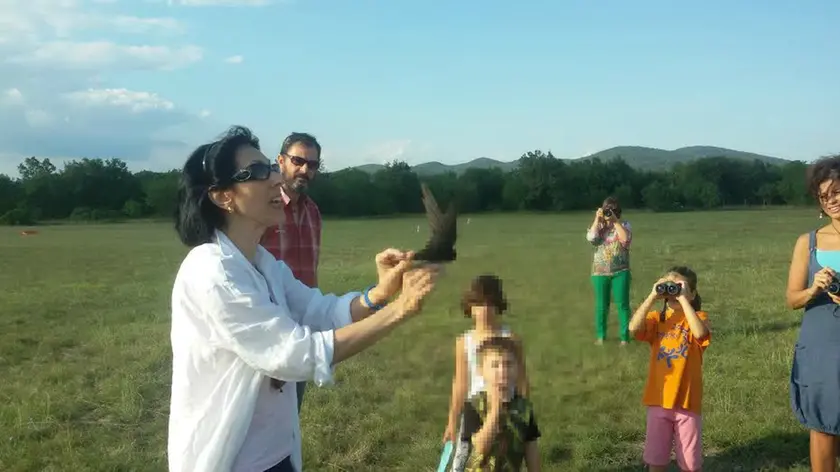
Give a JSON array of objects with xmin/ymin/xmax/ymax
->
[{"xmin": 260, "ymin": 132, "xmax": 323, "ymax": 411}]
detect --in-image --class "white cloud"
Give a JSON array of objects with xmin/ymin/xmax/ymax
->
[
  {"xmin": 2, "ymin": 88, "xmax": 25, "ymax": 106},
  {"xmin": 0, "ymin": 1, "xmax": 211, "ymax": 175},
  {"xmin": 362, "ymin": 139, "xmax": 413, "ymax": 164},
  {"xmin": 109, "ymin": 15, "xmax": 184, "ymax": 34},
  {"xmin": 0, "ymin": 0, "xmax": 184, "ymax": 43},
  {"xmin": 24, "ymin": 109, "xmax": 56, "ymax": 128},
  {"xmin": 8, "ymin": 42, "xmax": 203, "ymax": 71},
  {"xmin": 64, "ymin": 88, "xmax": 175, "ymax": 113},
  {"xmin": 318, "ymin": 139, "xmax": 434, "ymax": 170},
  {"xmin": 224, "ymin": 55, "xmax": 244, "ymax": 64},
  {"xmin": 167, "ymin": 0, "xmax": 272, "ymax": 6},
  {"xmin": 0, "ymin": 0, "xmax": 199, "ymax": 72},
  {"xmin": 0, "ymin": 143, "xmax": 191, "ymax": 177},
  {"xmin": 0, "ymin": 85, "xmax": 196, "ymax": 157}
]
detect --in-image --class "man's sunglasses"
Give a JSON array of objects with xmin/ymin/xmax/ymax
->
[
  {"xmin": 232, "ymin": 162, "xmax": 280, "ymax": 182},
  {"xmin": 283, "ymin": 154, "xmax": 321, "ymax": 171}
]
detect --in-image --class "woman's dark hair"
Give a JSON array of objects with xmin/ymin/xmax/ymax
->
[
  {"xmin": 461, "ymin": 274, "xmax": 508, "ymax": 317},
  {"xmin": 174, "ymin": 125, "xmax": 261, "ymax": 247},
  {"xmin": 806, "ymin": 154, "xmax": 840, "ymax": 204},
  {"xmin": 602, "ymin": 196, "xmax": 622, "ymax": 218},
  {"xmin": 659, "ymin": 265, "xmax": 702, "ymax": 322}
]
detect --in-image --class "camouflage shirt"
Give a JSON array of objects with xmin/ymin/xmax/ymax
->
[{"xmin": 461, "ymin": 392, "xmax": 541, "ymax": 471}]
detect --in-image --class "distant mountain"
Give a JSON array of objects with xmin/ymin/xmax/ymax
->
[
  {"xmin": 582, "ymin": 145, "xmax": 789, "ymax": 171},
  {"xmin": 674, "ymin": 146, "xmax": 789, "ymax": 165},
  {"xmin": 348, "ymin": 145, "xmax": 789, "ymax": 175},
  {"xmin": 352, "ymin": 157, "xmax": 520, "ymax": 176}
]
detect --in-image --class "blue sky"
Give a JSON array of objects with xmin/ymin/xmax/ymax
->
[{"xmin": 0, "ymin": 0, "xmax": 837, "ymax": 177}]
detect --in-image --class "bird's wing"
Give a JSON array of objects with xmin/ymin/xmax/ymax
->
[
  {"xmin": 421, "ymin": 183, "xmax": 445, "ymax": 234},
  {"xmin": 441, "ymin": 203, "xmax": 457, "ymax": 242}
]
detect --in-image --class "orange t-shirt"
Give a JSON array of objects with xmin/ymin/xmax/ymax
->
[{"xmin": 635, "ymin": 308, "xmax": 710, "ymax": 415}]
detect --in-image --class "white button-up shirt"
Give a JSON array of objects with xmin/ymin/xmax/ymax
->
[{"xmin": 167, "ymin": 231, "xmax": 359, "ymax": 472}]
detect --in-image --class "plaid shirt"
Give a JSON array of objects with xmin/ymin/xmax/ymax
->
[{"xmin": 260, "ymin": 189, "xmax": 321, "ymax": 288}]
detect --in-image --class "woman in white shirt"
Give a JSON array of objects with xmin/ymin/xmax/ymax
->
[{"xmin": 168, "ymin": 126, "xmax": 441, "ymax": 472}]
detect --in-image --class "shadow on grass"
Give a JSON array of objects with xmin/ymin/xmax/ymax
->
[
  {"xmin": 546, "ymin": 443, "xmax": 572, "ymax": 464},
  {"xmin": 713, "ymin": 319, "xmax": 802, "ymax": 342},
  {"xmin": 593, "ymin": 432, "xmax": 809, "ymax": 472},
  {"xmin": 752, "ymin": 320, "xmax": 802, "ymax": 334}
]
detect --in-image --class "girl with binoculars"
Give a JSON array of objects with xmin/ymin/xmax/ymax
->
[{"xmin": 628, "ymin": 266, "xmax": 710, "ymax": 472}]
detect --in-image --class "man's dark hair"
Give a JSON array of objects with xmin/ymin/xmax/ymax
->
[
  {"xmin": 807, "ymin": 154, "xmax": 840, "ymax": 201},
  {"xmin": 174, "ymin": 125, "xmax": 260, "ymax": 247},
  {"xmin": 476, "ymin": 336, "xmax": 519, "ymax": 363},
  {"xmin": 280, "ymin": 132, "xmax": 322, "ymax": 160},
  {"xmin": 461, "ymin": 274, "xmax": 508, "ymax": 317}
]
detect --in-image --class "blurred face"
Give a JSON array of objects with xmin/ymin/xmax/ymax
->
[
  {"xmin": 602, "ymin": 205, "xmax": 620, "ymax": 221},
  {"xmin": 818, "ymin": 180, "xmax": 840, "ymax": 219},
  {"xmin": 209, "ymin": 145, "xmax": 285, "ymax": 230},
  {"xmin": 479, "ymin": 349, "xmax": 517, "ymax": 400},
  {"xmin": 278, "ymin": 142, "xmax": 320, "ymax": 194},
  {"xmin": 470, "ymin": 303, "xmax": 498, "ymax": 324}
]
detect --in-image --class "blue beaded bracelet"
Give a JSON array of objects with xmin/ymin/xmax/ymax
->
[{"xmin": 363, "ymin": 285, "xmax": 385, "ymax": 312}]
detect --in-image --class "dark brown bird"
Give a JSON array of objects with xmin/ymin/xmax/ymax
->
[{"xmin": 414, "ymin": 182, "xmax": 457, "ymax": 262}]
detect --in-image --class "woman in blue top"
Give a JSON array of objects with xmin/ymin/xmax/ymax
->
[{"xmin": 786, "ymin": 153, "xmax": 840, "ymax": 472}]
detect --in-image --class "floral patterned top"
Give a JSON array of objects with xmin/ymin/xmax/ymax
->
[{"xmin": 586, "ymin": 221, "xmax": 632, "ymax": 276}]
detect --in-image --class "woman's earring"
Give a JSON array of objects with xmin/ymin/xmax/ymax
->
[{"xmin": 821, "ymin": 212, "xmax": 825, "ymax": 219}]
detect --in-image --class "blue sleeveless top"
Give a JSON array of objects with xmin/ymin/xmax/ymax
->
[
  {"xmin": 816, "ymin": 250, "xmax": 840, "ymax": 272},
  {"xmin": 790, "ymin": 230, "xmax": 840, "ymax": 434}
]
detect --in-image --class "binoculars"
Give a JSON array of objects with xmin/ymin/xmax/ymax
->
[
  {"xmin": 829, "ymin": 277, "xmax": 840, "ymax": 295},
  {"xmin": 656, "ymin": 281, "xmax": 682, "ymax": 297}
]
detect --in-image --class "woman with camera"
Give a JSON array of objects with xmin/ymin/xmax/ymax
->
[
  {"xmin": 586, "ymin": 196, "xmax": 632, "ymax": 345},
  {"xmin": 786, "ymin": 154, "xmax": 840, "ymax": 472}
]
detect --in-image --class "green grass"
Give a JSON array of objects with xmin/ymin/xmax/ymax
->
[{"xmin": 0, "ymin": 209, "xmax": 822, "ymax": 471}]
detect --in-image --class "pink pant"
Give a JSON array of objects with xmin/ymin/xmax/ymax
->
[{"xmin": 643, "ymin": 406, "xmax": 703, "ymax": 471}]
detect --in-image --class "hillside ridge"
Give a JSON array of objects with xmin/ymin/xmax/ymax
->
[{"xmin": 347, "ymin": 145, "xmax": 789, "ymax": 175}]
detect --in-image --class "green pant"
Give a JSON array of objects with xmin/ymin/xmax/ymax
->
[{"xmin": 591, "ymin": 270, "xmax": 631, "ymax": 342}]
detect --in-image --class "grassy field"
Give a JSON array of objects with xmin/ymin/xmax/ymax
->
[{"xmin": 0, "ymin": 208, "xmax": 824, "ymax": 471}]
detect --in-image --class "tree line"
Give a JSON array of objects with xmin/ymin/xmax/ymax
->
[{"xmin": 0, "ymin": 151, "xmax": 815, "ymax": 225}]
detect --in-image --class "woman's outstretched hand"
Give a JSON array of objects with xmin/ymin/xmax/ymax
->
[
  {"xmin": 366, "ymin": 249, "xmax": 415, "ymax": 305},
  {"xmin": 395, "ymin": 264, "xmax": 441, "ymax": 318}
]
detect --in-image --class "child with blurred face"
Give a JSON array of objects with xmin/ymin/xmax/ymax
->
[
  {"xmin": 444, "ymin": 275, "xmax": 530, "ymax": 471},
  {"xmin": 459, "ymin": 337, "xmax": 541, "ymax": 471}
]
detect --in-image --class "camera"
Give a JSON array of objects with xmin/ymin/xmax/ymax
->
[
  {"xmin": 603, "ymin": 208, "xmax": 613, "ymax": 218},
  {"xmin": 829, "ymin": 277, "xmax": 840, "ymax": 295},
  {"xmin": 656, "ymin": 281, "xmax": 682, "ymax": 297}
]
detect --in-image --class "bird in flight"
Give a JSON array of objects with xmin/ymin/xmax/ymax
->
[{"xmin": 414, "ymin": 182, "xmax": 457, "ymax": 262}]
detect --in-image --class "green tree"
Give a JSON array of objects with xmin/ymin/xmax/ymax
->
[{"xmin": 0, "ymin": 152, "xmax": 828, "ymax": 224}]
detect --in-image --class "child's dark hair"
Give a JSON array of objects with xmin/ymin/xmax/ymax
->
[
  {"xmin": 475, "ymin": 336, "xmax": 519, "ymax": 363},
  {"xmin": 461, "ymin": 274, "xmax": 508, "ymax": 317},
  {"xmin": 659, "ymin": 265, "xmax": 703, "ymax": 322}
]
